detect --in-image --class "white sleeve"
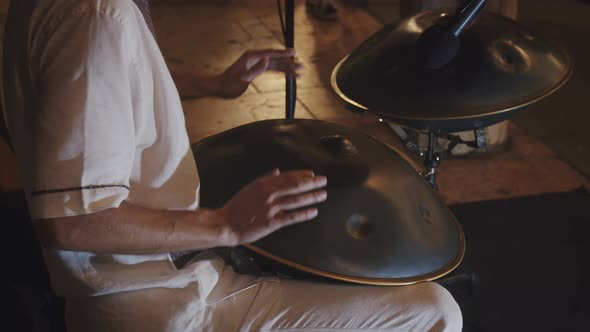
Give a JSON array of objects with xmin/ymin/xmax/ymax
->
[{"xmin": 26, "ymin": 6, "xmax": 139, "ymax": 219}]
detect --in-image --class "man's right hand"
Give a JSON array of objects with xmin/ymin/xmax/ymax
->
[{"xmin": 219, "ymin": 169, "xmax": 328, "ymax": 246}]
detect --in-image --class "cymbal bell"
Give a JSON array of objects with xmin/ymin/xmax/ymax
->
[{"xmin": 331, "ymin": 10, "xmax": 573, "ymax": 132}]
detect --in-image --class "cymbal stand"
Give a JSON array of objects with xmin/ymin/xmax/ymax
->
[
  {"xmin": 440, "ymin": 128, "xmax": 488, "ymax": 155},
  {"xmin": 423, "ymin": 130, "xmax": 441, "ymax": 189},
  {"xmin": 384, "ymin": 120, "xmax": 441, "ymax": 188},
  {"xmin": 384, "ymin": 120, "xmax": 488, "ymax": 189},
  {"xmin": 278, "ymin": 0, "xmax": 296, "ymax": 119},
  {"xmin": 423, "ymin": 129, "xmax": 488, "ymax": 189}
]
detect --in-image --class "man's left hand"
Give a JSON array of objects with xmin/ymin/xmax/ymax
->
[{"xmin": 217, "ymin": 48, "xmax": 303, "ymax": 98}]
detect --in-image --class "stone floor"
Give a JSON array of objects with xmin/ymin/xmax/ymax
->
[
  {"xmin": 0, "ymin": 0, "xmax": 588, "ymax": 205},
  {"xmin": 512, "ymin": 0, "xmax": 590, "ymax": 180}
]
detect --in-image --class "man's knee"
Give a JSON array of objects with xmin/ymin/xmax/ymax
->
[{"xmin": 417, "ymin": 282, "xmax": 463, "ymax": 332}]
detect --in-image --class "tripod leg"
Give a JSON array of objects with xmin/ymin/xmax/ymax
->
[{"xmin": 423, "ymin": 131, "xmax": 441, "ymax": 189}]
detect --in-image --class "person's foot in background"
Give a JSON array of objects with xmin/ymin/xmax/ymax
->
[
  {"xmin": 306, "ymin": 0, "xmax": 339, "ymax": 21},
  {"xmin": 306, "ymin": 0, "xmax": 369, "ymax": 21}
]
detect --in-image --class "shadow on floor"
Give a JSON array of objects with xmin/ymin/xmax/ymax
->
[{"xmin": 450, "ymin": 188, "xmax": 590, "ymax": 332}]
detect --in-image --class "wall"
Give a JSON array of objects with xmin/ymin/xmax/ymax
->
[
  {"xmin": 0, "ymin": 0, "xmax": 19, "ymax": 192},
  {"xmin": 0, "ymin": 0, "xmax": 8, "ymax": 14}
]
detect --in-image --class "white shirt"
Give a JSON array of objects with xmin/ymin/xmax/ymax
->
[{"xmin": 2, "ymin": 0, "xmax": 207, "ymax": 298}]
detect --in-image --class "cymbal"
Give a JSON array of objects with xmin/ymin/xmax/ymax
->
[
  {"xmin": 193, "ymin": 119, "xmax": 465, "ymax": 285},
  {"xmin": 331, "ymin": 10, "xmax": 573, "ymax": 132}
]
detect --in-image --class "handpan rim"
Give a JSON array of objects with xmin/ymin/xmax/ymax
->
[
  {"xmin": 330, "ymin": 9, "xmax": 574, "ymax": 131},
  {"xmin": 192, "ymin": 119, "xmax": 423, "ymax": 170},
  {"xmin": 245, "ymin": 213, "xmax": 465, "ymax": 286},
  {"xmin": 331, "ymin": 54, "xmax": 574, "ymax": 125}
]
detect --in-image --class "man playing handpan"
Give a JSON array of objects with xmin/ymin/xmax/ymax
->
[{"xmin": 2, "ymin": 0, "xmax": 462, "ymax": 330}]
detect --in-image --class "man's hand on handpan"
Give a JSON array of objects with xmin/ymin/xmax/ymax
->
[{"xmin": 220, "ymin": 169, "xmax": 327, "ymax": 245}]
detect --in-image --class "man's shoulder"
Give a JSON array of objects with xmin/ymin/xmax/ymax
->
[
  {"xmin": 28, "ymin": 0, "xmax": 143, "ymax": 44},
  {"xmin": 40, "ymin": 0, "xmax": 139, "ymax": 24},
  {"xmin": 89, "ymin": 0, "xmax": 139, "ymax": 20}
]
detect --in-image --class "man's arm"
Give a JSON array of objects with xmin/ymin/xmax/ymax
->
[
  {"xmin": 173, "ymin": 49, "xmax": 302, "ymax": 99},
  {"xmin": 172, "ymin": 72, "xmax": 224, "ymax": 100},
  {"xmin": 28, "ymin": 8, "xmax": 324, "ymax": 254},
  {"xmin": 35, "ymin": 202, "xmax": 228, "ymax": 254},
  {"xmin": 35, "ymin": 170, "xmax": 327, "ymax": 254}
]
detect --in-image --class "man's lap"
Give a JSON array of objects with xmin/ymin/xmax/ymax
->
[
  {"xmin": 64, "ymin": 255, "xmax": 462, "ymax": 332},
  {"xmin": 206, "ymin": 270, "xmax": 462, "ymax": 332}
]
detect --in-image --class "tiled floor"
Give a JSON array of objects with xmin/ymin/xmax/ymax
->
[
  {"xmin": 0, "ymin": 0, "xmax": 588, "ymax": 205},
  {"xmin": 157, "ymin": 0, "xmax": 588, "ymax": 204}
]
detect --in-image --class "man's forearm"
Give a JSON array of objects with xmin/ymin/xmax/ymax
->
[
  {"xmin": 172, "ymin": 72, "xmax": 222, "ymax": 99},
  {"xmin": 34, "ymin": 202, "xmax": 235, "ymax": 254}
]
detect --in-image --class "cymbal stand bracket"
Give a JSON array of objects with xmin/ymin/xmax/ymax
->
[
  {"xmin": 423, "ymin": 131, "xmax": 441, "ymax": 189},
  {"xmin": 443, "ymin": 128, "xmax": 487, "ymax": 155},
  {"xmin": 383, "ymin": 120, "xmax": 424, "ymax": 158},
  {"xmin": 383, "ymin": 120, "xmax": 439, "ymax": 189}
]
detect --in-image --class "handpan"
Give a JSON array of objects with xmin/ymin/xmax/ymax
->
[
  {"xmin": 192, "ymin": 119, "xmax": 465, "ymax": 285},
  {"xmin": 331, "ymin": 10, "xmax": 573, "ymax": 132}
]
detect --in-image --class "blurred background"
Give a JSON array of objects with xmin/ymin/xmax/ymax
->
[
  {"xmin": 1, "ymin": 0, "xmax": 589, "ymax": 201},
  {"xmin": 1, "ymin": 1, "xmax": 589, "ymax": 331}
]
